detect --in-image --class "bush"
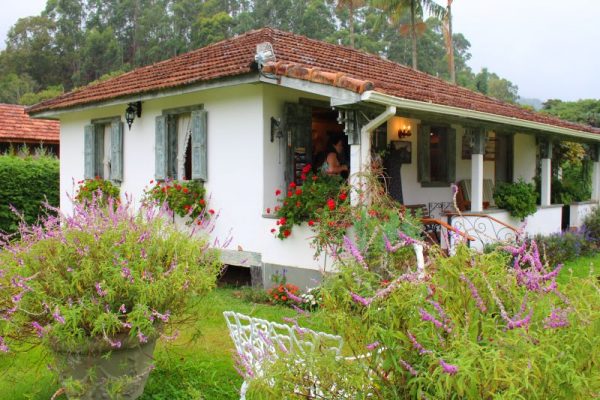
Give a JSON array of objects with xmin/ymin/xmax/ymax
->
[
  {"xmin": 533, "ymin": 231, "xmax": 594, "ymax": 267},
  {"xmin": 582, "ymin": 205, "xmax": 600, "ymax": 247},
  {"xmin": 248, "ymin": 240, "xmax": 600, "ymax": 399},
  {"xmin": 493, "ymin": 179, "xmax": 538, "ymax": 220},
  {"xmin": 0, "ymin": 154, "xmax": 59, "ymax": 234},
  {"xmin": 75, "ymin": 178, "xmax": 120, "ymax": 206},
  {"xmin": 0, "ymin": 197, "xmax": 222, "ymax": 353}
]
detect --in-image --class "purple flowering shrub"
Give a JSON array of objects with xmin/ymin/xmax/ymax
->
[
  {"xmin": 248, "ymin": 236, "xmax": 599, "ymax": 398},
  {"xmin": 0, "ymin": 196, "xmax": 221, "ymax": 354}
]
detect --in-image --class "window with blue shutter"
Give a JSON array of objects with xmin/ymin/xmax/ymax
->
[
  {"xmin": 417, "ymin": 124, "xmax": 456, "ymax": 186},
  {"xmin": 85, "ymin": 118, "xmax": 123, "ymax": 182}
]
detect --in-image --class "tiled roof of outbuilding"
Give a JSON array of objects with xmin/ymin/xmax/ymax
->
[
  {"xmin": 0, "ymin": 103, "xmax": 59, "ymax": 143},
  {"xmin": 27, "ymin": 28, "xmax": 600, "ymax": 135}
]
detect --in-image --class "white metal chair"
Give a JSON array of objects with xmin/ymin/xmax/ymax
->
[{"xmin": 223, "ymin": 311, "xmax": 344, "ymax": 399}]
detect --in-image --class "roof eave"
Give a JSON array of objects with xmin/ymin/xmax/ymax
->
[
  {"xmin": 28, "ymin": 73, "xmax": 262, "ymax": 119},
  {"xmin": 362, "ymin": 91, "xmax": 600, "ymax": 141}
]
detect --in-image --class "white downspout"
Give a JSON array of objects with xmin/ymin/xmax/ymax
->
[{"xmin": 350, "ymin": 105, "xmax": 396, "ymax": 205}]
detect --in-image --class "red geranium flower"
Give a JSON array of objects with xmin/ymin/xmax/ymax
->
[
  {"xmin": 270, "ymin": 228, "xmax": 276, "ymax": 233},
  {"xmin": 339, "ymin": 192, "xmax": 347, "ymax": 201},
  {"xmin": 312, "ymin": 175, "xmax": 318, "ymax": 181},
  {"xmin": 283, "ymin": 230, "xmax": 291, "ymax": 237},
  {"xmin": 308, "ymin": 220, "xmax": 315, "ymax": 226},
  {"xmin": 208, "ymin": 209, "xmax": 215, "ymax": 215},
  {"xmin": 183, "ymin": 187, "xmax": 189, "ymax": 194},
  {"xmin": 275, "ymin": 189, "xmax": 282, "ymax": 196},
  {"xmin": 296, "ymin": 201, "xmax": 301, "ymax": 207},
  {"xmin": 266, "ymin": 208, "xmax": 271, "ymax": 214},
  {"xmin": 290, "ymin": 182, "xmax": 297, "ymax": 189},
  {"xmin": 295, "ymin": 189, "xmax": 302, "ymax": 196},
  {"xmin": 199, "ymin": 199, "xmax": 205, "ymax": 205},
  {"xmin": 302, "ymin": 164, "xmax": 312, "ymax": 174},
  {"xmin": 300, "ymin": 173, "xmax": 307, "ymax": 181},
  {"xmin": 327, "ymin": 198, "xmax": 336, "ymax": 211},
  {"xmin": 287, "ymin": 191, "xmax": 293, "ymax": 198}
]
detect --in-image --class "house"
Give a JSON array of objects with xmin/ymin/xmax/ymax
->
[
  {"xmin": 0, "ymin": 103, "xmax": 59, "ymax": 155},
  {"xmin": 27, "ymin": 28, "xmax": 600, "ymax": 287}
]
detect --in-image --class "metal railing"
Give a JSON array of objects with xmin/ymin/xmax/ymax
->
[{"xmin": 446, "ymin": 212, "xmax": 519, "ymax": 250}]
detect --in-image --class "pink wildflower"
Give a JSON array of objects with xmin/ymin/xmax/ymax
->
[
  {"xmin": 407, "ymin": 331, "xmax": 431, "ymax": 355},
  {"xmin": 119, "ymin": 304, "xmax": 127, "ymax": 314},
  {"xmin": 52, "ymin": 308, "xmax": 65, "ymax": 324},
  {"xmin": 439, "ymin": 359, "xmax": 459, "ymax": 375},
  {"xmin": 459, "ymin": 274, "xmax": 487, "ymax": 313},
  {"xmin": 95, "ymin": 282, "xmax": 108, "ymax": 297},
  {"xmin": 137, "ymin": 330, "xmax": 148, "ymax": 343},
  {"xmin": 0, "ymin": 336, "xmax": 8, "ymax": 352},
  {"xmin": 399, "ymin": 358, "xmax": 418, "ymax": 376},
  {"xmin": 366, "ymin": 341, "xmax": 380, "ymax": 350},
  {"xmin": 544, "ymin": 307, "xmax": 569, "ymax": 329},
  {"xmin": 350, "ymin": 292, "xmax": 372, "ymax": 307},
  {"xmin": 31, "ymin": 321, "xmax": 44, "ymax": 338}
]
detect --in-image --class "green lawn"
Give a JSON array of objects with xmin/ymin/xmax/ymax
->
[
  {"xmin": 0, "ymin": 288, "xmax": 323, "ymax": 400},
  {"xmin": 559, "ymin": 253, "xmax": 599, "ymax": 284}
]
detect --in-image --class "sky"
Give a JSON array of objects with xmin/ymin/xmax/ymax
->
[{"xmin": 0, "ymin": 0, "xmax": 599, "ymax": 102}]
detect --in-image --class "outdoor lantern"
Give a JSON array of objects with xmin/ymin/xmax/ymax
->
[
  {"xmin": 125, "ymin": 101, "xmax": 142, "ymax": 130},
  {"xmin": 397, "ymin": 124, "xmax": 411, "ymax": 138}
]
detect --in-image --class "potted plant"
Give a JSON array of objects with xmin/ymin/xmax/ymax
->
[
  {"xmin": 0, "ymin": 196, "xmax": 221, "ymax": 398},
  {"xmin": 75, "ymin": 177, "xmax": 121, "ymax": 206},
  {"xmin": 493, "ymin": 179, "xmax": 538, "ymax": 220},
  {"xmin": 143, "ymin": 179, "xmax": 208, "ymax": 222}
]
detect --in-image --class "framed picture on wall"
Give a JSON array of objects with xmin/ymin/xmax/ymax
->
[{"xmin": 390, "ymin": 140, "xmax": 412, "ymax": 164}]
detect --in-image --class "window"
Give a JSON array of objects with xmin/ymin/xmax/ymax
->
[
  {"xmin": 84, "ymin": 119, "xmax": 123, "ymax": 181},
  {"xmin": 155, "ymin": 108, "xmax": 207, "ymax": 181},
  {"xmin": 417, "ymin": 124, "xmax": 456, "ymax": 186}
]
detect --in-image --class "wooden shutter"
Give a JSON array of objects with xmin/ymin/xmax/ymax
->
[
  {"xmin": 282, "ymin": 102, "xmax": 312, "ymax": 187},
  {"xmin": 84, "ymin": 124, "xmax": 95, "ymax": 179},
  {"xmin": 155, "ymin": 115, "xmax": 168, "ymax": 180},
  {"xmin": 191, "ymin": 109, "xmax": 208, "ymax": 181},
  {"xmin": 446, "ymin": 127, "xmax": 457, "ymax": 184},
  {"xmin": 417, "ymin": 124, "xmax": 430, "ymax": 184},
  {"xmin": 110, "ymin": 120, "xmax": 124, "ymax": 182},
  {"xmin": 167, "ymin": 115, "xmax": 178, "ymax": 179}
]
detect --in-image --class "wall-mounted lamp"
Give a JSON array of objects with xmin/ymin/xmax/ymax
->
[
  {"xmin": 397, "ymin": 124, "xmax": 411, "ymax": 139},
  {"xmin": 125, "ymin": 101, "xmax": 142, "ymax": 130},
  {"xmin": 270, "ymin": 117, "xmax": 282, "ymax": 142}
]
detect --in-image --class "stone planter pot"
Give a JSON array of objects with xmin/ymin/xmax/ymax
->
[{"xmin": 51, "ymin": 335, "xmax": 157, "ymax": 400}]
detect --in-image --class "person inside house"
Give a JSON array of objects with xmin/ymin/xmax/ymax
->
[{"xmin": 315, "ymin": 133, "xmax": 349, "ymax": 177}]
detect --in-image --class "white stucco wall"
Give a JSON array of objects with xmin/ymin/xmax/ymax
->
[
  {"xmin": 513, "ymin": 133, "xmax": 537, "ymax": 183},
  {"xmin": 59, "ymin": 83, "xmax": 330, "ymax": 273},
  {"xmin": 570, "ymin": 201, "xmax": 598, "ymax": 229}
]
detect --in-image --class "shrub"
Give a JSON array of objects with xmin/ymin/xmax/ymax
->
[
  {"xmin": 533, "ymin": 231, "xmax": 594, "ymax": 267},
  {"xmin": 144, "ymin": 179, "xmax": 207, "ymax": 221},
  {"xmin": 248, "ymin": 239, "xmax": 600, "ymax": 399},
  {"xmin": 74, "ymin": 177, "xmax": 120, "ymax": 206},
  {"xmin": 493, "ymin": 179, "xmax": 538, "ymax": 220},
  {"xmin": 0, "ymin": 154, "xmax": 59, "ymax": 234},
  {"xmin": 0, "ymin": 197, "xmax": 222, "ymax": 354},
  {"xmin": 266, "ymin": 270, "xmax": 301, "ymax": 306},
  {"xmin": 582, "ymin": 205, "xmax": 600, "ymax": 247}
]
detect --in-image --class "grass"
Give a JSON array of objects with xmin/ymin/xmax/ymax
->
[
  {"xmin": 558, "ymin": 253, "xmax": 599, "ymax": 284},
  {"xmin": 0, "ymin": 288, "xmax": 327, "ymax": 400}
]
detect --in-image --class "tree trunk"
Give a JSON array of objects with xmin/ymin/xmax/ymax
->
[
  {"xmin": 447, "ymin": 1, "xmax": 456, "ymax": 83},
  {"xmin": 410, "ymin": 0, "xmax": 417, "ymax": 70},
  {"xmin": 349, "ymin": 3, "xmax": 355, "ymax": 48}
]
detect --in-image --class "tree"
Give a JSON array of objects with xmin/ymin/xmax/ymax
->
[
  {"xmin": 543, "ymin": 99, "xmax": 600, "ymax": 128},
  {"xmin": 335, "ymin": 0, "xmax": 365, "ymax": 48},
  {"xmin": 373, "ymin": 0, "xmax": 446, "ymax": 70},
  {"xmin": 81, "ymin": 28, "xmax": 123, "ymax": 83},
  {"xmin": 0, "ymin": 74, "xmax": 36, "ymax": 104},
  {"xmin": 442, "ymin": 0, "xmax": 455, "ymax": 83}
]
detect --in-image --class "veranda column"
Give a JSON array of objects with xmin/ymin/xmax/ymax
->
[
  {"xmin": 591, "ymin": 143, "xmax": 600, "ymax": 202},
  {"xmin": 539, "ymin": 137, "xmax": 553, "ymax": 207},
  {"xmin": 470, "ymin": 129, "xmax": 486, "ymax": 212}
]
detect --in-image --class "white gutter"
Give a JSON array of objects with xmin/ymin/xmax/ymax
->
[{"xmin": 361, "ymin": 91, "xmax": 600, "ymax": 141}]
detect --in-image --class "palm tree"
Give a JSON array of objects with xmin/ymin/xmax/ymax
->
[
  {"xmin": 373, "ymin": 0, "xmax": 446, "ymax": 70},
  {"xmin": 335, "ymin": 0, "xmax": 366, "ymax": 48},
  {"xmin": 442, "ymin": 0, "xmax": 456, "ymax": 83}
]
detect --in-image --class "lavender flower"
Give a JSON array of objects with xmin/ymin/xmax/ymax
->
[
  {"xmin": 350, "ymin": 292, "xmax": 372, "ymax": 307},
  {"xmin": 284, "ymin": 289, "xmax": 304, "ymax": 303},
  {"xmin": 52, "ymin": 308, "xmax": 65, "ymax": 324},
  {"xmin": 544, "ymin": 307, "xmax": 569, "ymax": 329},
  {"xmin": 32, "ymin": 322, "xmax": 44, "ymax": 338},
  {"xmin": 383, "ymin": 233, "xmax": 403, "ymax": 253},
  {"xmin": 343, "ymin": 236, "xmax": 368, "ymax": 269},
  {"xmin": 121, "ymin": 267, "xmax": 132, "ymax": 280},
  {"xmin": 366, "ymin": 341, "xmax": 380, "ymax": 350},
  {"xmin": 407, "ymin": 331, "xmax": 431, "ymax": 355},
  {"xmin": 119, "ymin": 304, "xmax": 127, "ymax": 313},
  {"xmin": 137, "ymin": 330, "xmax": 148, "ymax": 343},
  {"xmin": 0, "ymin": 336, "xmax": 8, "ymax": 352},
  {"xmin": 507, "ymin": 309, "xmax": 533, "ymax": 330},
  {"xmin": 459, "ymin": 274, "xmax": 487, "ymax": 313},
  {"xmin": 439, "ymin": 359, "xmax": 459, "ymax": 375},
  {"xmin": 399, "ymin": 358, "xmax": 418, "ymax": 376},
  {"xmin": 95, "ymin": 282, "xmax": 108, "ymax": 297}
]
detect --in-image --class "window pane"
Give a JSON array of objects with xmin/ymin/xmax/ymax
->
[{"xmin": 429, "ymin": 127, "xmax": 448, "ymax": 183}]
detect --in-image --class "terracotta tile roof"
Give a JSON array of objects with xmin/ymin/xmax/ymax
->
[
  {"xmin": 0, "ymin": 103, "xmax": 59, "ymax": 143},
  {"xmin": 27, "ymin": 28, "xmax": 600, "ymax": 135}
]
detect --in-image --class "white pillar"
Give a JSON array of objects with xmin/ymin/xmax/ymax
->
[
  {"xmin": 592, "ymin": 161, "xmax": 600, "ymax": 202},
  {"xmin": 349, "ymin": 144, "xmax": 361, "ymax": 206},
  {"xmin": 540, "ymin": 158, "xmax": 552, "ymax": 206},
  {"xmin": 471, "ymin": 153, "xmax": 484, "ymax": 212}
]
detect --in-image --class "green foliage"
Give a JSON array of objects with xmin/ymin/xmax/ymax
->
[
  {"xmin": 543, "ymin": 98, "xmax": 600, "ymax": 128},
  {"xmin": 144, "ymin": 179, "xmax": 207, "ymax": 221},
  {"xmin": 493, "ymin": 179, "xmax": 538, "ymax": 220},
  {"xmin": 533, "ymin": 231, "xmax": 595, "ymax": 268},
  {"xmin": 0, "ymin": 198, "xmax": 222, "ymax": 353},
  {"xmin": 582, "ymin": 205, "xmax": 600, "ymax": 247},
  {"xmin": 74, "ymin": 177, "xmax": 121, "ymax": 207},
  {"xmin": 18, "ymin": 84, "xmax": 64, "ymax": 106},
  {"xmin": 0, "ymin": 154, "xmax": 59, "ymax": 234},
  {"xmin": 251, "ymin": 245, "xmax": 600, "ymax": 399}
]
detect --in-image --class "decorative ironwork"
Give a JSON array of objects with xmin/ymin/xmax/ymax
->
[{"xmin": 447, "ymin": 213, "xmax": 519, "ymax": 251}]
